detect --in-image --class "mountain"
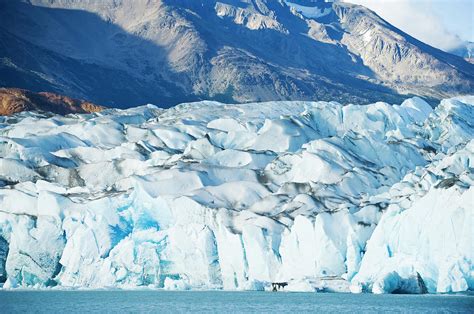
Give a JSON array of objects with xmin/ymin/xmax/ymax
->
[
  {"xmin": 0, "ymin": 96, "xmax": 472, "ymax": 292},
  {"xmin": 1, "ymin": 0, "xmax": 473, "ymax": 108},
  {"xmin": 0, "ymin": 88, "xmax": 103, "ymax": 115}
]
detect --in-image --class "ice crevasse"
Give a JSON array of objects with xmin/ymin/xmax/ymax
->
[{"xmin": 0, "ymin": 96, "xmax": 472, "ymax": 293}]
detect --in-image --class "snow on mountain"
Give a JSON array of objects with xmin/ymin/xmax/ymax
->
[
  {"xmin": 284, "ymin": 1, "xmax": 332, "ymax": 19},
  {"xmin": 449, "ymin": 42, "xmax": 474, "ymax": 63},
  {"xmin": 0, "ymin": 96, "xmax": 472, "ymax": 293}
]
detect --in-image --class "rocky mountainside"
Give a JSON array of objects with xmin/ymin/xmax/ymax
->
[
  {"xmin": 1, "ymin": 0, "xmax": 473, "ymax": 108},
  {"xmin": 0, "ymin": 88, "xmax": 103, "ymax": 115}
]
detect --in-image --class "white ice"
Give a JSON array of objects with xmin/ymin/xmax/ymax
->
[{"xmin": 0, "ymin": 96, "xmax": 472, "ymax": 294}]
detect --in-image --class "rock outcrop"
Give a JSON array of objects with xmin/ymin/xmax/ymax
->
[{"xmin": 0, "ymin": 88, "xmax": 103, "ymax": 115}]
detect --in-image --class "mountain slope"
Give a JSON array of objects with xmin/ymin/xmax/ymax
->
[{"xmin": 0, "ymin": 0, "xmax": 473, "ymax": 107}]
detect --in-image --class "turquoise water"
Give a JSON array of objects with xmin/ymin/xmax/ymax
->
[{"xmin": 1, "ymin": 291, "xmax": 473, "ymax": 313}]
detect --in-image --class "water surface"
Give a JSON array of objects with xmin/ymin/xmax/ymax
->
[{"xmin": 1, "ymin": 290, "xmax": 473, "ymax": 313}]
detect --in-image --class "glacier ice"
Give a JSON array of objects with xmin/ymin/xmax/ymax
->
[{"xmin": 0, "ymin": 96, "xmax": 472, "ymax": 293}]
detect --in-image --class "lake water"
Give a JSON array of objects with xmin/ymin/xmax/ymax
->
[{"xmin": 1, "ymin": 291, "xmax": 473, "ymax": 313}]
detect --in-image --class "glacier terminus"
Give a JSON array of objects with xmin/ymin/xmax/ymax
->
[{"xmin": 0, "ymin": 96, "xmax": 472, "ymax": 294}]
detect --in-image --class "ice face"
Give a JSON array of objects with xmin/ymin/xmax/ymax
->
[
  {"xmin": 351, "ymin": 142, "xmax": 474, "ymax": 293},
  {"xmin": 0, "ymin": 97, "xmax": 472, "ymax": 293}
]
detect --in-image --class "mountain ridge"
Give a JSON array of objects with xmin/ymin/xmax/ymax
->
[{"xmin": 0, "ymin": 0, "xmax": 473, "ymax": 108}]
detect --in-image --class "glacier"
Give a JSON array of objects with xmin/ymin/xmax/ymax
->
[{"xmin": 0, "ymin": 96, "xmax": 472, "ymax": 293}]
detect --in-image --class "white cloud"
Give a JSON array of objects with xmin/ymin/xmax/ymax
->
[{"xmin": 342, "ymin": 0, "xmax": 467, "ymax": 51}]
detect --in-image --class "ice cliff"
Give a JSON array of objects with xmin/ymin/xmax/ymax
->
[{"xmin": 0, "ymin": 97, "xmax": 472, "ymax": 293}]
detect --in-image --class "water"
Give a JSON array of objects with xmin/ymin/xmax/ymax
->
[{"xmin": 1, "ymin": 291, "xmax": 473, "ymax": 313}]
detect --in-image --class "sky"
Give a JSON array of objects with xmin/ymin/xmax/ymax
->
[{"xmin": 343, "ymin": 0, "xmax": 473, "ymax": 51}]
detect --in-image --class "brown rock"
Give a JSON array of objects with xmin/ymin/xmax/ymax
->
[{"xmin": 0, "ymin": 88, "xmax": 104, "ymax": 115}]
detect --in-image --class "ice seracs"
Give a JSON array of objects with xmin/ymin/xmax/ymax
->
[
  {"xmin": 352, "ymin": 141, "xmax": 474, "ymax": 294},
  {"xmin": 0, "ymin": 96, "xmax": 472, "ymax": 293}
]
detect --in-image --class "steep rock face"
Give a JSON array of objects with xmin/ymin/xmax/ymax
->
[
  {"xmin": 0, "ymin": 96, "xmax": 472, "ymax": 292},
  {"xmin": 0, "ymin": 88, "xmax": 103, "ymax": 115},
  {"xmin": 1, "ymin": 0, "xmax": 472, "ymax": 107}
]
